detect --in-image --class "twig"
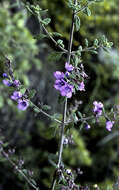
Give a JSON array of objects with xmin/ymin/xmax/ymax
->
[
  {"xmin": 24, "ymin": 4, "xmax": 68, "ymax": 53},
  {"xmin": 31, "ymin": 102, "xmax": 63, "ymax": 124},
  {"xmin": 41, "ymin": 23, "xmax": 68, "ymax": 53},
  {"xmin": 75, "ymin": 1, "xmax": 94, "ymax": 15},
  {"xmin": 0, "ymin": 146, "xmax": 39, "ymax": 190}
]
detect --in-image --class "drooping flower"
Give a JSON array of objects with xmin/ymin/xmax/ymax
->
[
  {"xmin": 54, "ymin": 71, "xmax": 64, "ymax": 80},
  {"xmin": 66, "ymin": 169, "xmax": 72, "ymax": 175},
  {"xmin": 17, "ymin": 99, "xmax": 29, "ymax": 111},
  {"xmin": 3, "ymin": 73, "xmax": 8, "ymax": 78},
  {"xmin": 65, "ymin": 62, "xmax": 74, "ymax": 72},
  {"xmin": 60, "ymin": 83, "xmax": 73, "ymax": 98},
  {"xmin": 106, "ymin": 120, "xmax": 114, "ymax": 131},
  {"xmin": 11, "ymin": 91, "xmax": 22, "ymax": 101},
  {"xmin": 3, "ymin": 79, "xmax": 12, "ymax": 87},
  {"xmin": 63, "ymin": 138, "xmax": 68, "ymax": 145},
  {"xmin": 85, "ymin": 124, "xmax": 91, "ymax": 130},
  {"xmin": 65, "ymin": 71, "xmax": 70, "ymax": 78},
  {"xmin": 54, "ymin": 79, "xmax": 66, "ymax": 90},
  {"xmin": 93, "ymin": 101, "xmax": 103, "ymax": 116},
  {"xmin": 78, "ymin": 81, "xmax": 85, "ymax": 91}
]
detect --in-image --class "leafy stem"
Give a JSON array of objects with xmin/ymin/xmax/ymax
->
[
  {"xmin": 24, "ymin": 3, "xmax": 67, "ymax": 53},
  {"xmin": 0, "ymin": 145, "xmax": 39, "ymax": 190},
  {"xmin": 75, "ymin": 1, "xmax": 94, "ymax": 14},
  {"xmin": 39, "ymin": 19, "xmax": 68, "ymax": 53},
  {"xmin": 51, "ymin": 1, "xmax": 77, "ymax": 189}
]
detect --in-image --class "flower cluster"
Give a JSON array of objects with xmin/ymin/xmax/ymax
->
[
  {"xmin": 11, "ymin": 91, "xmax": 29, "ymax": 111},
  {"xmin": 54, "ymin": 62, "xmax": 87, "ymax": 98},
  {"xmin": 3, "ymin": 73, "xmax": 20, "ymax": 87},
  {"xmin": 93, "ymin": 101, "xmax": 115, "ymax": 131},
  {"xmin": 2, "ymin": 73, "xmax": 29, "ymax": 111}
]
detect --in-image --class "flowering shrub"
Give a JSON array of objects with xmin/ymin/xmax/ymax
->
[{"xmin": 0, "ymin": 0, "xmax": 119, "ymax": 190}]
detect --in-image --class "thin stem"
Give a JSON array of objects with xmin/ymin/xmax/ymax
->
[
  {"xmin": 51, "ymin": 1, "xmax": 77, "ymax": 189},
  {"xmin": 40, "ymin": 109, "xmax": 62, "ymax": 123},
  {"xmin": 71, "ymin": 46, "xmax": 100, "ymax": 55},
  {"xmin": 31, "ymin": 102, "xmax": 63, "ymax": 124},
  {"xmin": 58, "ymin": 0, "xmax": 77, "ymax": 166},
  {"xmin": 75, "ymin": 1, "xmax": 94, "ymax": 15},
  {"xmin": 57, "ymin": 98, "xmax": 67, "ymax": 167},
  {"xmin": 67, "ymin": 0, "xmax": 77, "ymax": 63},
  {"xmin": 24, "ymin": 4, "xmax": 67, "ymax": 53},
  {"xmin": 1, "ymin": 148, "xmax": 39, "ymax": 190},
  {"xmin": 81, "ymin": 46, "xmax": 100, "ymax": 52},
  {"xmin": 41, "ymin": 24, "xmax": 68, "ymax": 53}
]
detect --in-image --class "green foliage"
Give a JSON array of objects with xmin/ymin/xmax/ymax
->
[
  {"xmin": 74, "ymin": 15, "xmax": 81, "ymax": 31},
  {"xmin": 64, "ymin": 129, "xmax": 92, "ymax": 166},
  {"xmin": 0, "ymin": 2, "xmax": 40, "ymax": 79}
]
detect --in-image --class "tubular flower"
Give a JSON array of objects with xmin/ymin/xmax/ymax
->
[{"xmin": 93, "ymin": 101, "xmax": 103, "ymax": 116}]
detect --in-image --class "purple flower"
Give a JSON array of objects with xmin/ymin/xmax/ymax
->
[
  {"xmin": 63, "ymin": 138, "xmax": 69, "ymax": 145},
  {"xmin": 106, "ymin": 120, "xmax": 114, "ymax": 131},
  {"xmin": 54, "ymin": 79, "xmax": 66, "ymax": 90},
  {"xmin": 78, "ymin": 81, "xmax": 85, "ymax": 91},
  {"xmin": 66, "ymin": 169, "xmax": 72, "ymax": 175},
  {"xmin": 60, "ymin": 83, "xmax": 73, "ymax": 98},
  {"xmin": 93, "ymin": 101, "xmax": 103, "ymax": 116},
  {"xmin": 65, "ymin": 62, "xmax": 74, "ymax": 72},
  {"xmin": 54, "ymin": 71, "xmax": 64, "ymax": 80},
  {"xmin": 85, "ymin": 124, "xmax": 91, "ymax": 130},
  {"xmin": 65, "ymin": 71, "xmax": 70, "ymax": 78},
  {"xmin": 3, "ymin": 73, "xmax": 8, "ymax": 78},
  {"xmin": 3, "ymin": 79, "xmax": 12, "ymax": 86},
  {"xmin": 13, "ymin": 80, "xmax": 20, "ymax": 87},
  {"xmin": 11, "ymin": 91, "xmax": 22, "ymax": 101},
  {"xmin": 17, "ymin": 99, "xmax": 29, "ymax": 111}
]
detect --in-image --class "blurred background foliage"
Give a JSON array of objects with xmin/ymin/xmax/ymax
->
[{"xmin": 0, "ymin": 0, "xmax": 119, "ymax": 189}]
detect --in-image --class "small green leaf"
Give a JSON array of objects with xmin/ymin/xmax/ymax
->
[
  {"xmin": 93, "ymin": 39, "xmax": 99, "ymax": 47},
  {"xmin": 72, "ymin": 113, "xmax": 78, "ymax": 123},
  {"xmin": 51, "ymin": 32, "xmax": 62, "ymax": 37},
  {"xmin": 78, "ymin": 46, "xmax": 82, "ymax": 51},
  {"xmin": 77, "ymin": 111, "xmax": 83, "ymax": 118},
  {"xmin": 90, "ymin": 50, "xmax": 98, "ymax": 54},
  {"xmin": 41, "ymin": 18, "xmax": 51, "ymax": 26},
  {"xmin": 74, "ymin": 15, "xmax": 80, "ymax": 31},
  {"xmin": 57, "ymin": 39, "xmax": 64, "ymax": 48},
  {"xmin": 33, "ymin": 107, "xmax": 40, "ymax": 113},
  {"xmin": 22, "ymin": 169, "xmax": 28, "ymax": 175},
  {"xmin": 84, "ymin": 7, "xmax": 91, "ymax": 16},
  {"xmin": 42, "ymin": 105, "xmax": 51, "ymax": 111},
  {"xmin": 29, "ymin": 89, "xmax": 36, "ymax": 99},
  {"xmin": 84, "ymin": 38, "xmax": 89, "ymax": 47}
]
